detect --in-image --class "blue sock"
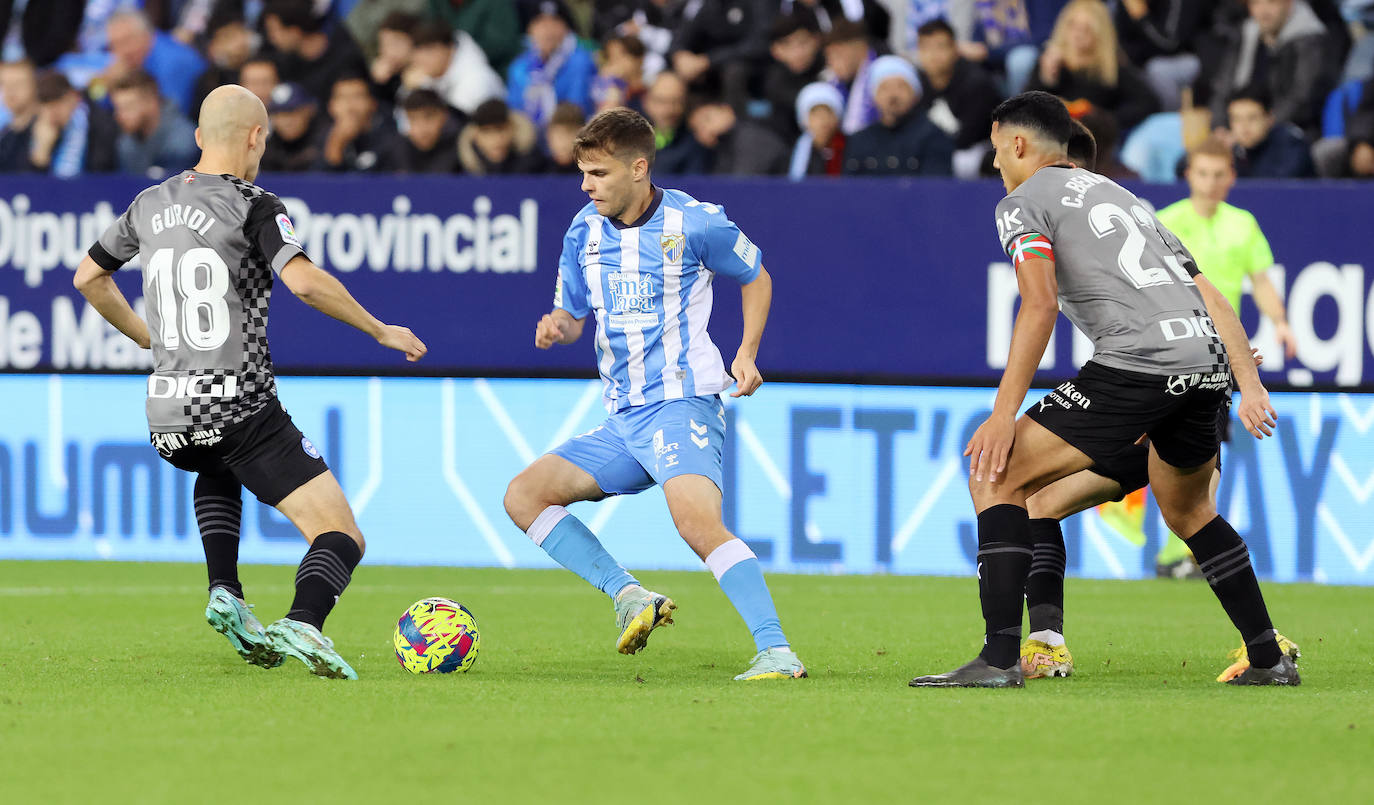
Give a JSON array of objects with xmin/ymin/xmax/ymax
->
[
  {"xmin": 528, "ymin": 506, "xmax": 637, "ymax": 598},
  {"xmin": 706, "ymin": 539, "xmax": 788, "ymax": 652}
]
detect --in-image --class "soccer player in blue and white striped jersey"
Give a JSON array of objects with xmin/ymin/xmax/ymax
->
[{"xmin": 503, "ymin": 108, "xmax": 805, "ymax": 681}]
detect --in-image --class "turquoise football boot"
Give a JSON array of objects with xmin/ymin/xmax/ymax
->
[
  {"xmin": 205, "ymin": 586, "xmax": 281, "ymax": 668},
  {"xmin": 734, "ymin": 647, "xmax": 808, "ymax": 681},
  {"xmin": 264, "ymin": 618, "xmax": 358, "ymax": 680}
]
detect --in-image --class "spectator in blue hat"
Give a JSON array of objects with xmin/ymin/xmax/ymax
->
[
  {"xmin": 789, "ymin": 81, "xmax": 846, "ymax": 179},
  {"xmin": 262, "ymin": 82, "xmax": 322, "ymax": 173},
  {"xmin": 507, "ymin": 1, "xmax": 597, "ymax": 126},
  {"xmin": 844, "ymin": 54, "xmax": 953, "ymax": 175}
]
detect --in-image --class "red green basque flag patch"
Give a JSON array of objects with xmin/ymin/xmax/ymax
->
[{"xmin": 1009, "ymin": 232, "xmax": 1054, "ymax": 268}]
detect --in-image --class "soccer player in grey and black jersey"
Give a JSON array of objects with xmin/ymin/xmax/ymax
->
[
  {"xmin": 74, "ymin": 84, "xmax": 426, "ymax": 680},
  {"xmin": 910, "ymin": 91, "xmax": 1298, "ymax": 689}
]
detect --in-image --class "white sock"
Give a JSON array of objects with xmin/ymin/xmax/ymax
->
[{"xmin": 1028, "ymin": 629, "xmax": 1065, "ymax": 647}]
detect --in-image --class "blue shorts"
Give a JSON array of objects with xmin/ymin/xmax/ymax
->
[{"xmin": 550, "ymin": 395, "xmax": 727, "ymax": 495}]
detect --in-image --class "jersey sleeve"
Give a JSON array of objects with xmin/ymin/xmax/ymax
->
[
  {"xmin": 554, "ymin": 221, "xmax": 591, "ymax": 319},
  {"xmin": 1245, "ymin": 215, "xmax": 1275, "ymax": 276},
  {"xmin": 1156, "ymin": 221, "xmax": 1202, "ymax": 278},
  {"xmin": 995, "ymin": 195, "xmax": 1055, "ymax": 269},
  {"xmin": 244, "ymin": 193, "xmax": 307, "ymax": 273},
  {"xmin": 89, "ymin": 204, "xmax": 140, "ymax": 271},
  {"xmin": 698, "ymin": 208, "xmax": 763, "ymax": 283}
]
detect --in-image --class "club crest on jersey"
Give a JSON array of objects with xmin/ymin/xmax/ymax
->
[
  {"xmin": 660, "ymin": 233, "xmax": 685, "ymax": 264},
  {"xmin": 277, "ymin": 213, "xmax": 301, "ymax": 248}
]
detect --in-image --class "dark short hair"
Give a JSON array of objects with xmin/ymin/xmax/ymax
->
[
  {"xmin": 991, "ymin": 90, "xmax": 1074, "ymax": 148},
  {"xmin": 241, "ymin": 55, "xmax": 278, "ymax": 74},
  {"xmin": 1067, "ymin": 119, "xmax": 1097, "ymax": 171},
  {"xmin": 205, "ymin": 11, "xmax": 245, "ymax": 40},
  {"xmin": 573, "ymin": 107, "xmax": 656, "ymax": 169},
  {"xmin": 823, "ymin": 19, "xmax": 869, "ymax": 47},
  {"xmin": 916, "ymin": 18, "xmax": 955, "ymax": 39},
  {"xmin": 549, "ymin": 101, "xmax": 587, "ymax": 130},
  {"xmin": 411, "ymin": 20, "xmax": 454, "ymax": 48},
  {"xmin": 402, "ymin": 89, "xmax": 448, "ymax": 113},
  {"xmin": 110, "ymin": 68, "xmax": 160, "ymax": 98},
  {"xmin": 380, "ymin": 12, "xmax": 421, "ymax": 35},
  {"xmin": 472, "ymin": 99, "xmax": 511, "ymax": 128},
  {"xmin": 330, "ymin": 72, "xmax": 370, "ymax": 95},
  {"xmin": 35, "ymin": 69, "xmax": 73, "ymax": 103},
  {"xmin": 770, "ymin": 10, "xmax": 821, "ymax": 42},
  {"xmin": 603, "ymin": 33, "xmax": 647, "ymax": 59},
  {"xmin": 1227, "ymin": 88, "xmax": 1272, "ymax": 112},
  {"xmin": 263, "ymin": 0, "xmax": 324, "ymax": 32}
]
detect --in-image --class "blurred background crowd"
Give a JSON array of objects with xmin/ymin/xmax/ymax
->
[{"xmin": 0, "ymin": 0, "xmax": 1371, "ymax": 182}]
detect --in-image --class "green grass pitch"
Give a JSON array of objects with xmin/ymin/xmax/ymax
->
[{"xmin": 1, "ymin": 561, "xmax": 1371, "ymax": 803}]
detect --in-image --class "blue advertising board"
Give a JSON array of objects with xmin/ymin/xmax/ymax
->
[
  {"xmin": 2, "ymin": 375, "xmax": 1371, "ymax": 585},
  {"xmin": 0, "ymin": 175, "xmax": 1372, "ymax": 386}
]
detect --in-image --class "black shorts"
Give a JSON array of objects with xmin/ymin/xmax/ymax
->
[
  {"xmin": 1028, "ymin": 361, "xmax": 1230, "ymax": 478},
  {"xmin": 150, "ymin": 401, "xmax": 329, "ymax": 506}
]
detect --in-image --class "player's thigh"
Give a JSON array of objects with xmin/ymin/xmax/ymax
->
[
  {"xmin": 273, "ymin": 470, "xmax": 363, "ymax": 545},
  {"xmin": 662, "ymin": 474, "xmax": 732, "ymax": 558},
  {"xmin": 1025, "ymin": 468, "xmax": 1125, "ymax": 521},
  {"xmin": 971, "ymin": 416, "xmax": 1095, "ymax": 511},
  {"xmin": 504, "ymin": 452, "xmax": 612, "ymax": 526},
  {"xmin": 1146, "ymin": 444, "xmax": 1218, "ymax": 538}
]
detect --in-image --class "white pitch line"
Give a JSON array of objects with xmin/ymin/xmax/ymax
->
[
  {"xmin": 351, "ymin": 378, "xmax": 384, "ymax": 516},
  {"xmin": 474, "ymin": 378, "xmax": 537, "ymax": 465},
  {"xmin": 891, "ymin": 458, "xmax": 960, "ymax": 554},
  {"xmin": 735, "ymin": 418, "xmax": 791, "ymax": 498},
  {"xmin": 441, "ymin": 380, "xmax": 516, "ymax": 568}
]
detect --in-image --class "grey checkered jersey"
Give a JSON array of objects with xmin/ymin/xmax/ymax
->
[
  {"xmin": 994, "ymin": 165, "xmax": 1229, "ymax": 378},
  {"xmin": 89, "ymin": 171, "xmax": 307, "ymax": 431}
]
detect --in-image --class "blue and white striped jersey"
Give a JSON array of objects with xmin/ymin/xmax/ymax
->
[{"xmin": 555, "ymin": 187, "xmax": 763, "ymax": 412}]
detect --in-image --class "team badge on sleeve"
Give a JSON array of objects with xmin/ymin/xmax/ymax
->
[
  {"xmin": 1009, "ymin": 232, "xmax": 1054, "ymax": 268},
  {"xmin": 276, "ymin": 213, "xmax": 302, "ymax": 248}
]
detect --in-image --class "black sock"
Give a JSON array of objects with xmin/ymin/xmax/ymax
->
[
  {"xmin": 196, "ymin": 472, "xmax": 243, "ymax": 599},
  {"xmin": 1026, "ymin": 518, "xmax": 1066, "ymax": 635},
  {"xmin": 1185, "ymin": 516, "xmax": 1282, "ymax": 668},
  {"xmin": 976, "ymin": 504, "xmax": 1033, "ymax": 669},
  {"xmin": 286, "ymin": 532, "xmax": 363, "ymax": 630}
]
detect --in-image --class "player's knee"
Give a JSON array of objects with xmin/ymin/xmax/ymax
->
[
  {"xmin": 1158, "ymin": 501, "xmax": 1215, "ymax": 540},
  {"xmin": 502, "ymin": 473, "xmax": 538, "ymax": 529},
  {"xmin": 350, "ymin": 531, "xmax": 366, "ymax": 556}
]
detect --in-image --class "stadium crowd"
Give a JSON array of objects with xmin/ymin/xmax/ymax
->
[{"xmin": 0, "ymin": 0, "xmax": 1372, "ymax": 182}]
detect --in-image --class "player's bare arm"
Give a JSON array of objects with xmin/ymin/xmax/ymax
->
[
  {"xmin": 966, "ymin": 255, "xmax": 1057, "ymax": 483},
  {"xmin": 535, "ymin": 308, "xmax": 586, "ymax": 349},
  {"xmin": 1194, "ymin": 272, "xmax": 1277, "ymax": 439},
  {"xmin": 73, "ymin": 255, "xmax": 151, "ymax": 349},
  {"xmin": 731, "ymin": 265, "xmax": 772, "ymax": 398},
  {"xmin": 1249, "ymin": 271, "xmax": 1297, "ymax": 359},
  {"xmin": 278, "ymin": 255, "xmax": 427, "ymax": 361}
]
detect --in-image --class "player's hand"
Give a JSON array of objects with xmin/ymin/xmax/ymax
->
[
  {"xmin": 535, "ymin": 313, "xmax": 567, "ymax": 349},
  {"xmin": 1235, "ymin": 385, "xmax": 1278, "ymax": 439},
  {"xmin": 377, "ymin": 325, "xmax": 426, "ymax": 361},
  {"xmin": 730, "ymin": 354, "xmax": 763, "ymax": 397},
  {"xmin": 1251, "ymin": 347, "xmax": 1264, "ymax": 368},
  {"xmin": 1274, "ymin": 321, "xmax": 1298, "ymax": 360},
  {"xmin": 965, "ymin": 413, "xmax": 1017, "ymax": 483}
]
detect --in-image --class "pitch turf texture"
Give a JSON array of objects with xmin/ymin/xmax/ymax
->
[{"xmin": 2, "ymin": 562, "xmax": 1370, "ymax": 803}]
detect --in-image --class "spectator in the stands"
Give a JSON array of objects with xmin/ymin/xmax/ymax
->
[
  {"xmin": 685, "ymin": 93, "xmax": 792, "ymax": 175},
  {"xmin": 668, "ymin": 0, "xmax": 774, "ymax": 112},
  {"xmin": 914, "ymin": 17, "xmax": 1001, "ymax": 178},
  {"xmin": 821, "ymin": 19, "xmax": 879, "ymax": 135},
  {"xmin": 1026, "ymin": 0, "xmax": 1159, "ymax": 134},
  {"xmin": 370, "ymin": 12, "xmax": 421, "ymax": 105},
  {"xmin": 844, "ymin": 54, "xmax": 954, "ymax": 176},
  {"xmin": 1312, "ymin": 75, "xmax": 1374, "ymax": 178},
  {"xmin": 507, "ymin": 1, "xmax": 597, "ymax": 126},
  {"xmin": 1113, "ymin": 0, "xmax": 1207, "ymax": 111},
  {"xmin": 27, "ymin": 70, "xmax": 118, "ymax": 176},
  {"xmin": 789, "ymin": 0, "xmax": 892, "ymax": 41},
  {"xmin": 192, "ymin": 13, "xmax": 260, "ymax": 117},
  {"xmin": 1209, "ymin": 0, "xmax": 1338, "ymax": 138},
  {"xmin": 1226, "ymin": 89, "xmax": 1316, "ymax": 178},
  {"xmin": 592, "ymin": 34, "xmax": 648, "ymax": 114},
  {"xmin": 407, "ymin": 19, "xmax": 506, "ymax": 116},
  {"xmin": 263, "ymin": 0, "xmax": 368, "ymax": 107},
  {"xmin": 645, "ymin": 70, "xmax": 701, "ymax": 172},
  {"xmin": 398, "ymin": 88, "xmax": 463, "ymax": 173},
  {"xmin": 99, "ymin": 9, "xmax": 207, "ymax": 116},
  {"xmin": 431, "ymin": 0, "xmax": 523, "ymax": 77},
  {"xmin": 459, "ymin": 98, "xmax": 548, "ymax": 174},
  {"xmin": 764, "ymin": 10, "xmax": 826, "ymax": 142},
  {"xmin": 239, "ymin": 56, "xmax": 280, "ymax": 110},
  {"xmin": 262, "ymin": 83, "xmax": 323, "ymax": 173},
  {"xmin": 544, "ymin": 101, "xmax": 586, "ymax": 173},
  {"xmin": 0, "ymin": 0, "xmax": 83, "ymax": 70},
  {"xmin": 110, "ymin": 69, "xmax": 199, "ymax": 178},
  {"xmin": 0, "ymin": 60, "xmax": 38, "ymax": 172},
  {"xmin": 593, "ymin": 0, "xmax": 683, "ymax": 77},
  {"xmin": 347, "ymin": 0, "xmax": 430, "ymax": 61},
  {"xmin": 964, "ymin": 0, "xmax": 1068, "ymax": 96},
  {"xmin": 316, "ymin": 73, "xmax": 403, "ymax": 172},
  {"xmin": 1078, "ymin": 106, "xmax": 1138, "ymax": 180},
  {"xmin": 788, "ymin": 80, "xmax": 846, "ymax": 179}
]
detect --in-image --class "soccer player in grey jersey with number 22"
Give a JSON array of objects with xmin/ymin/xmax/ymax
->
[
  {"xmin": 74, "ymin": 85, "xmax": 427, "ymax": 680},
  {"xmin": 909, "ymin": 92, "xmax": 1298, "ymax": 689}
]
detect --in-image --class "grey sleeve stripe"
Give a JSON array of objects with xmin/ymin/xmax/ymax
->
[{"xmin": 270, "ymin": 244, "xmax": 305, "ymax": 274}]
